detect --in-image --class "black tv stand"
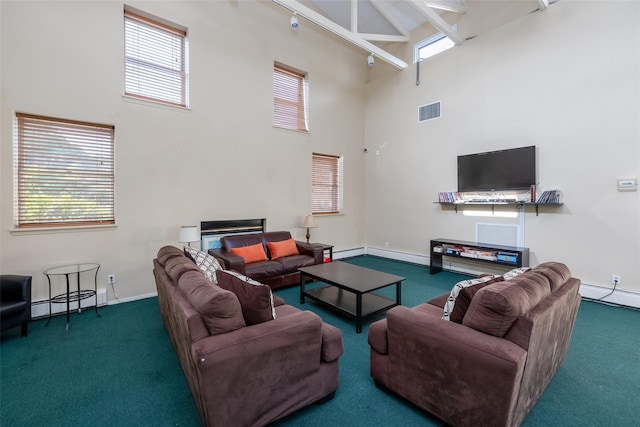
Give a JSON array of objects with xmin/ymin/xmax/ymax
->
[{"xmin": 429, "ymin": 238, "xmax": 529, "ymax": 274}]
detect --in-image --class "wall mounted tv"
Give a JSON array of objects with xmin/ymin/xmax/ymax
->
[{"xmin": 457, "ymin": 146, "xmax": 536, "ymax": 193}]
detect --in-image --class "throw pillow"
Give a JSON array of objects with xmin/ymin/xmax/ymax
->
[
  {"xmin": 216, "ymin": 269, "xmax": 276, "ymax": 325},
  {"xmin": 230, "ymin": 243, "xmax": 268, "ymax": 264},
  {"xmin": 184, "ymin": 246, "xmax": 223, "ymax": 283},
  {"xmin": 178, "ymin": 270, "xmax": 246, "ymax": 335},
  {"xmin": 267, "ymin": 238, "xmax": 299, "ymax": 259},
  {"xmin": 503, "ymin": 267, "xmax": 531, "ymax": 280},
  {"xmin": 442, "ymin": 275, "xmax": 504, "ymax": 322}
]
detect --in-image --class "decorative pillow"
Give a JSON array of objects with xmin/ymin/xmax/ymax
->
[
  {"xmin": 216, "ymin": 270, "xmax": 276, "ymax": 325},
  {"xmin": 267, "ymin": 238, "xmax": 299, "ymax": 259},
  {"xmin": 230, "ymin": 243, "xmax": 268, "ymax": 264},
  {"xmin": 503, "ymin": 267, "xmax": 531, "ymax": 280},
  {"xmin": 462, "ymin": 274, "xmax": 551, "ymax": 337},
  {"xmin": 178, "ymin": 270, "xmax": 246, "ymax": 335},
  {"xmin": 184, "ymin": 246, "xmax": 223, "ymax": 283},
  {"xmin": 442, "ymin": 275, "xmax": 505, "ymax": 323}
]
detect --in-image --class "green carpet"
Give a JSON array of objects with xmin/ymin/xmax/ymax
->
[{"xmin": 1, "ymin": 256, "xmax": 638, "ymax": 426}]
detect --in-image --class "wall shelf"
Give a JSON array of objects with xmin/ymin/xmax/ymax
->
[{"xmin": 435, "ymin": 201, "xmax": 563, "ymax": 216}]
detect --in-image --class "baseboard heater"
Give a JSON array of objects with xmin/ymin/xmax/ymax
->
[{"xmin": 31, "ymin": 287, "xmax": 108, "ymax": 319}]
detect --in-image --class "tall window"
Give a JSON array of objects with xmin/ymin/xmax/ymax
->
[
  {"xmin": 312, "ymin": 153, "xmax": 343, "ymax": 214},
  {"xmin": 14, "ymin": 113, "xmax": 115, "ymax": 228},
  {"xmin": 273, "ymin": 63, "xmax": 309, "ymax": 132},
  {"xmin": 124, "ymin": 9, "xmax": 189, "ymax": 107}
]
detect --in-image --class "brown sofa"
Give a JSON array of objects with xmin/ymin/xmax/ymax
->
[
  {"xmin": 208, "ymin": 231, "xmax": 324, "ymax": 290},
  {"xmin": 153, "ymin": 246, "xmax": 343, "ymax": 427},
  {"xmin": 368, "ymin": 262, "xmax": 581, "ymax": 427}
]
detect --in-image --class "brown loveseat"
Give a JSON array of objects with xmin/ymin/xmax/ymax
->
[
  {"xmin": 368, "ymin": 262, "xmax": 581, "ymax": 427},
  {"xmin": 153, "ymin": 246, "xmax": 343, "ymax": 427},
  {"xmin": 208, "ymin": 231, "xmax": 324, "ymax": 290}
]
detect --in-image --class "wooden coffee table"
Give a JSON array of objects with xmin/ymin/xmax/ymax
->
[{"xmin": 299, "ymin": 261, "xmax": 404, "ymax": 333}]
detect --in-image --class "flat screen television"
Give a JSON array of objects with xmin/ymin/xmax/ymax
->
[{"xmin": 457, "ymin": 146, "xmax": 536, "ymax": 192}]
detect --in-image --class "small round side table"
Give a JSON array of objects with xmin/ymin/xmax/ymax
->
[{"xmin": 44, "ymin": 263, "xmax": 101, "ymax": 330}]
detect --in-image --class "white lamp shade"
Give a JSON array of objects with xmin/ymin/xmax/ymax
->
[
  {"xmin": 303, "ymin": 215, "xmax": 317, "ymax": 228},
  {"xmin": 179, "ymin": 226, "xmax": 200, "ymax": 243}
]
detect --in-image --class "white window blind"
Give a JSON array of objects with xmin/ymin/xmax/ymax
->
[
  {"xmin": 273, "ymin": 63, "xmax": 309, "ymax": 132},
  {"xmin": 312, "ymin": 153, "xmax": 343, "ymax": 214},
  {"xmin": 15, "ymin": 113, "xmax": 115, "ymax": 228},
  {"xmin": 124, "ymin": 9, "xmax": 188, "ymax": 107}
]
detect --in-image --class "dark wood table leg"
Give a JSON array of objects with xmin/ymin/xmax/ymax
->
[{"xmin": 356, "ymin": 293, "xmax": 362, "ymax": 334}]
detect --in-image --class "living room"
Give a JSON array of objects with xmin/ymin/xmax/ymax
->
[
  {"xmin": 1, "ymin": 1, "xmax": 639, "ymax": 426},
  {"xmin": 2, "ymin": 0, "xmax": 638, "ymax": 308}
]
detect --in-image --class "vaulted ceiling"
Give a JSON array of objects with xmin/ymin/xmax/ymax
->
[{"xmin": 272, "ymin": 0, "xmax": 557, "ymax": 69}]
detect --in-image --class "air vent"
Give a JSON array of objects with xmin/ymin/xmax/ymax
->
[{"xmin": 418, "ymin": 101, "xmax": 441, "ymax": 122}]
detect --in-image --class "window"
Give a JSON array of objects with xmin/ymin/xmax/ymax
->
[
  {"xmin": 124, "ymin": 9, "xmax": 189, "ymax": 107},
  {"xmin": 414, "ymin": 30, "xmax": 456, "ymax": 63},
  {"xmin": 312, "ymin": 153, "xmax": 343, "ymax": 214},
  {"xmin": 273, "ymin": 63, "xmax": 309, "ymax": 132},
  {"xmin": 14, "ymin": 113, "xmax": 115, "ymax": 228}
]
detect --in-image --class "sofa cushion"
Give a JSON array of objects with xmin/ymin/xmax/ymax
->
[
  {"xmin": 230, "ymin": 243, "xmax": 268, "ymax": 264},
  {"xmin": 157, "ymin": 246, "xmax": 186, "ymax": 266},
  {"xmin": 267, "ymin": 238, "xmax": 299, "ymax": 259},
  {"xmin": 184, "ymin": 246, "xmax": 223, "ymax": 283},
  {"xmin": 216, "ymin": 270, "xmax": 277, "ymax": 325},
  {"xmin": 164, "ymin": 255, "xmax": 202, "ymax": 283},
  {"xmin": 463, "ymin": 273, "xmax": 551, "ymax": 337},
  {"xmin": 277, "ymin": 254, "xmax": 317, "ymax": 274},
  {"xmin": 177, "ymin": 270, "xmax": 246, "ymax": 335},
  {"xmin": 442, "ymin": 275, "xmax": 504, "ymax": 323},
  {"xmin": 243, "ymin": 260, "xmax": 284, "ymax": 281}
]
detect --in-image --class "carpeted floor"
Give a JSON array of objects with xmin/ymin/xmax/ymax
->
[{"xmin": 1, "ymin": 255, "xmax": 638, "ymax": 426}]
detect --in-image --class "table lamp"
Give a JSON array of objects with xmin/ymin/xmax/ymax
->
[
  {"xmin": 302, "ymin": 215, "xmax": 317, "ymax": 243},
  {"xmin": 179, "ymin": 226, "xmax": 200, "ymax": 248}
]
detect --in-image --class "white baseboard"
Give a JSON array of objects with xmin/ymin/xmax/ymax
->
[
  {"xmin": 107, "ymin": 291, "xmax": 158, "ymax": 305},
  {"xmin": 579, "ymin": 283, "xmax": 640, "ymax": 308},
  {"xmin": 366, "ymin": 247, "xmax": 429, "ymax": 266},
  {"xmin": 333, "ymin": 247, "xmax": 366, "ymax": 260}
]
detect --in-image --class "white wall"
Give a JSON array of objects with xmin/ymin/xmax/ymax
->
[
  {"xmin": 364, "ymin": 1, "xmax": 640, "ymax": 294},
  {"xmin": 0, "ymin": 1, "xmax": 368, "ymax": 302}
]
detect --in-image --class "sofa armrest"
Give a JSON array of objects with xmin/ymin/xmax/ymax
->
[
  {"xmin": 295, "ymin": 241, "xmax": 324, "ymax": 264},
  {"xmin": 321, "ymin": 322, "xmax": 343, "ymax": 362},
  {"xmin": 208, "ymin": 249, "xmax": 246, "ymax": 274}
]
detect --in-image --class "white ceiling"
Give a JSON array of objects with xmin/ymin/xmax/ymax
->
[{"xmin": 273, "ymin": 0, "xmax": 557, "ymax": 69}]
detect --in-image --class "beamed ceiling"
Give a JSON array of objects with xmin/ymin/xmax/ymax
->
[{"xmin": 272, "ymin": 0, "xmax": 558, "ymax": 69}]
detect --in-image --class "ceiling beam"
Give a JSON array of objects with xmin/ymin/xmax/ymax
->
[
  {"xmin": 423, "ymin": 0, "xmax": 468, "ymax": 14},
  {"xmin": 359, "ymin": 33, "xmax": 410, "ymax": 43},
  {"xmin": 536, "ymin": 0, "xmax": 549, "ymax": 11},
  {"xmin": 409, "ymin": 0, "xmax": 464, "ymax": 45},
  {"xmin": 350, "ymin": 0, "xmax": 357, "ymax": 33},
  {"xmin": 272, "ymin": 0, "xmax": 408, "ymax": 69}
]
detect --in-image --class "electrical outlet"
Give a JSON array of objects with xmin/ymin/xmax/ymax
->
[
  {"xmin": 108, "ymin": 274, "xmax": 116, "ymax": 285},
  {"xmin": 384, "ymin": 241, "xmax": 389, "ymax": 248},
  {"xmin": 612, "ymin": 274, "xmax": 620, "ymax": 285}
]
